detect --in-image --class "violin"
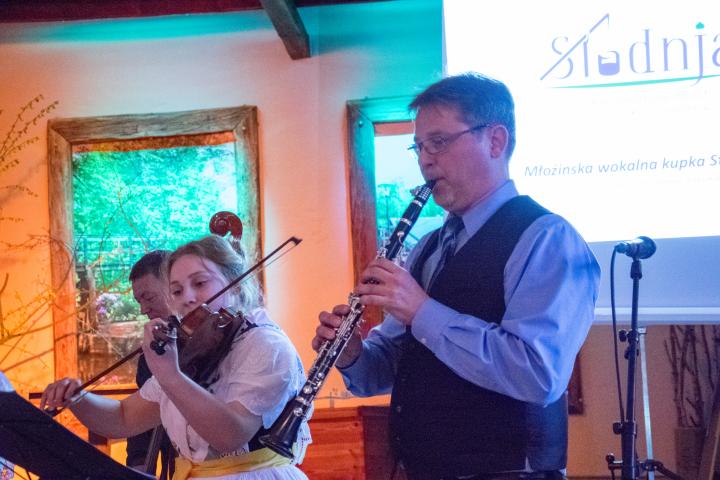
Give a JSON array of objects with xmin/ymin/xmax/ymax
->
[
  {"xmin": 151, "ymin": 306, "xmax": 248, "ymax": 386},
  {"xmin": 149, "ymin": 211, "xmax": 248, "ymax": 385},
  {"xmin": 150, "ymin": 211, "xmax": 304, "ymax": 384}
]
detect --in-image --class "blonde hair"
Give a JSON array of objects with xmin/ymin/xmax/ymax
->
[{"xmin": 166, "ymin": 235, "xmax": 262, "ymax": 312}]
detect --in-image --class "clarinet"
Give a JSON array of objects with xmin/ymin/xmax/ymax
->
[{"xmin": 259, "ymin": 180, "xmax": 435, "ymax": 458}]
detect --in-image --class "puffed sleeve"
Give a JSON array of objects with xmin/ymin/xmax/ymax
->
[
  {"xmin": 138, "ymin": 375, "xmax": 162, "ymax": 403},
  {"xmin": 221, "ymin": 325, "xmax": 305, "ymax": 428}
]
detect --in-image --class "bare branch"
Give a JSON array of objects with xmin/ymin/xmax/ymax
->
[
  {"xmin": 687, "ymin": 327, "xmax": 705, "ymax": 426},
  {"xmin": 701, "ymin": 325, "xmax": 714, "ymax": 392},
  {"xmin": 665, "ymin": 329, "xmax": 680, "ymax": 427}
]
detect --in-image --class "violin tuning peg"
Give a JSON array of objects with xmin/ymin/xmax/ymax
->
[{"xmin": 150, "ymin": 340, "xmax": 167, "ymax": 355}]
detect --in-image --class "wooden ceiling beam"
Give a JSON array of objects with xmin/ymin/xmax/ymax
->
[
  {"xmin": 0, "ymin": 0, "xmax": 263, "ymax": 23},
  {"xmin": 0, "ymin": 0, "xmax": 377, "ymax": 23},
  {"xmin": 259, "ymin": 0, "xmax": 310, "ymax": 59},
  {"xmin": 0, "ymin": 0, "xmax": 379, "ymax": 60}
]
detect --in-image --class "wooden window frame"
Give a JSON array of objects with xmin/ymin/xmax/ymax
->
[
  {"xmin": 347, "ymin": 96, "xmax": 415, "ymax": 285},
  {"xmin": 47, "ymin": 106, "xmax": 260, "ymax": 380}
]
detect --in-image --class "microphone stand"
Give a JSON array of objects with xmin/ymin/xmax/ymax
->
[{"xmin": 607, "ymin": 257, "xmax": 682, "ymax": 480}]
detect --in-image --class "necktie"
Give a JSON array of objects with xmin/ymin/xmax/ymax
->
[{"xmin": 428, "ymin": 214, "xmax": 464, "ymax": 289}]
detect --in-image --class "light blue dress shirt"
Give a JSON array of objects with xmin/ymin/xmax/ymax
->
[{"xmin": 340, "ymin": 180, "xmax": 601, "ymax": 405}]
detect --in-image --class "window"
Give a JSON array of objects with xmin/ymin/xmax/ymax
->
[{"xmin": 48, "ymin": 107, "xmax": 260, "ymax": 383}]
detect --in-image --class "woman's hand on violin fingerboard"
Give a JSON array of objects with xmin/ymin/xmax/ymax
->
[
  {"xmin": 40, "ymin": 377, "xmax": 83, "ymax": 411},
  {"xmin": 142, "ymin": 318, "xmax": 181, "ymax": 384}
]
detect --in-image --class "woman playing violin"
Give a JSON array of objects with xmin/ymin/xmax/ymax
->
[{"xmin": 41, "ymin": 235, "xmax": 311, "ymax": 480}]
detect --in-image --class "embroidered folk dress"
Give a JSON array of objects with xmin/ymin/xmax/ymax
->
[{"xmin": 140, "ymin": 308, "xmax": 311, "ymax": 480}]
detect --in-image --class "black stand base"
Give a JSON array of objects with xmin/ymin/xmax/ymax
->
[{"xmin": 607, "ymin": 454, "xmax": 684, "ymax": 480}]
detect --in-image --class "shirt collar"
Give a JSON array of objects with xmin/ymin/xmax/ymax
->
[{"xmin": 456, "ymin": 180, "xmax": 519, "ymax": 239}]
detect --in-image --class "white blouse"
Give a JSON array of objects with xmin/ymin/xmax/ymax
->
[{"xmin": 139, "ymin": 308, "xmax": 311, "ymax": 480}]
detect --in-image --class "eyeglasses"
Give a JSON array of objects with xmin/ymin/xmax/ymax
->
[{"xmin": 407, "ymin": 124, "xmax": 490, "ymax": 156}]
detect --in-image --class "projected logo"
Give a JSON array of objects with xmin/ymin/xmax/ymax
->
[{"xmin": 541, "ymin": 14, "xmax": 720, "ymax": 87}]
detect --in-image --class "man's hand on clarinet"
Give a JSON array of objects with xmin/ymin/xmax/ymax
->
[
  {"xmin": 313, "ymin": 304, "xmax": 363, "ymax": 369},
  {"xmin": 356, "ymin": 257, "xmax": 428, "ymax": 325}
]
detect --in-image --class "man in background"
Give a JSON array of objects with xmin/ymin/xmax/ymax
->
[{"xmin": 127, "ymin": 250, "xmax": 172, "ymax": 476}]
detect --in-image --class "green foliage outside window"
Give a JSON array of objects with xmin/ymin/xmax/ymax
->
[
  {"xmin": 376, "ymin": 182, "xmax": 443, "ymax": 234},
  {"xmin": 72, "ymin": 142, "xmax": 241, "ymax": 323}
]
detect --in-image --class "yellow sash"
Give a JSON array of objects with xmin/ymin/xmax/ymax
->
[{"xmin": 173, "ymin": 447, "xmax": 292, "ymax": 480}]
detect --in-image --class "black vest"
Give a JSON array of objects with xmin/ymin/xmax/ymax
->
[{"xmin": 389, "ymin": 196, "xmax": 568, "ymax": 479}]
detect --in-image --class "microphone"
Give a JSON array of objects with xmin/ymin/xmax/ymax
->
[{"xmin": 614, "ymin": 236, "xmax": 656, "ymax": 259}]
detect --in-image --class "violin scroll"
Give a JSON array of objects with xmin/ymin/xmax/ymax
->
[{"xmin": 210, "ymin": 210, "xmax": 244, "ymax": 257}]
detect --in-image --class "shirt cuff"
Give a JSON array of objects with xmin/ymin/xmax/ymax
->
[
  {"xmin": 411, "ymin": 298, "xmax": 455, "ymax": 350},
  {"xmin": 337, "ymin": 343, "xmax": 377, "ymax": 394},
  {"xmin": 337, "ymin": 347, "xmax": 364, "ymax": 376}
]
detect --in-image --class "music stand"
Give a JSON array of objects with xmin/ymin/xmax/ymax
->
[{"xmin": 0, "ymin": 391, "xmax": 155, "ymax": 480}]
